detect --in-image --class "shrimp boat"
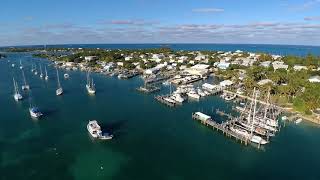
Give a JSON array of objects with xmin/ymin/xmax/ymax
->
[
  {"xmin": 86, "ymin": 71, "xmax": 96, "ymax": 94},
  {"xmin": 21, "ymin": 69, "xmax": 30, "ymax": 90},
  {"xmin": 39, "ymin": 64, "xmax": 43, "ymax": 79},
  {"xmin": 13, "ymin": 77, "xmax": 23, "ymax": 101},
  {"xmin": 55, "ymin": 68, "xmax": 63, "ymax": 96},
  {"xmin": 45, "ymin": 66, "xmax": 49, "ymax": 80},
  {"xmin": 87, "ymin": 120, "xmax": 113, "ymax": 140}
]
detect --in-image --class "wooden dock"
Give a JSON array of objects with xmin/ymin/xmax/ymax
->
[{"xmin": 192, "ymin": 113, "xmax": 249, "ymax": 146}]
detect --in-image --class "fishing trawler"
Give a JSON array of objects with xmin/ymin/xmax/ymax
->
[
  {"xmin": 21, "ymin": 69, "xmax": 30, "ymax": 90},
  {"xmin": 56, "ymin": 68, "xmax": 63, "ymax": 96},
  {"xmin": 13, "ymin": 77, "xmax": 23, "ymax": 101},
  {"xmin": 87, "ymin": 120, "xmax": 113, "ymax": 140},
  {"xmin": 86, "ymin": 71, "xmax": 96, "ymax": 94}
]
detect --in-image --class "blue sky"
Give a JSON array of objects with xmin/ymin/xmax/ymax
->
[{"xmin": 0, "ymin": 0, "xmax": 320, "ymax": 46}]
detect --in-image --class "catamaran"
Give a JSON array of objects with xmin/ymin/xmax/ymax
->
[
  {"xmin": 86, "ymin": 71, "xmax": 96, "ymax": 94},
  {"xmin": 21, "ymin": 69, "xmax": 30, "ymax": 90},
  {"xmin": 45, "ymin": 66, "xmax": 49, "ymax": 80},
  {"xmin": 39, "ymin": 64, "xmax": 43, "ymax": 79},
  {"xmin": 56, "ymin": 68, "xmax": 63, "ymax": 96},
  {"xmin": 13, "ymin": 77, "xmax": 23, "ymax": 101}
]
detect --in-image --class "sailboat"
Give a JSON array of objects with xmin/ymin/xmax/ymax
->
[
  {"xmin": 39, "ymin": 64, "xmax": 43, "ymax": 79},
  {"xmin": 86, "ymin": 71, "xmax": 96, "ymax": 94},
  {"xmin": 28, "ymin": 97, "xmax": 43, "ymax": 118},
  {"xmin": 21, "ymin": 69, "xmax": 30, "ymax": 90},
  {"xmin": 45, "ymin": 66, "xmax": 49, "ymax": 80},
  {"xmin": 249, "ymin": 88, "xmax": 268, "ymax": 145},
  {"xmin": 31, "ymin": 64, "xmax": 35, "ymax": 72},
  {"xmin": 34, "ymin": 64, "xmax": 38, "ymax": 75},
  {"xmin": 19, "ymin": 59, "xmax": 23, "ymax": 69},
  {"xmin": 13, "ymin": 77, "xmax": 23, "ymax": 101},
  {"xmin": 56, "ymin": 68, "xmax": 63, "ymax": 96}
]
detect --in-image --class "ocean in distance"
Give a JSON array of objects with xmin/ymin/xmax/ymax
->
[
  {"xmin": 0, "ymin": 46, "xmax": 320, "ymax": 180},
  {"xmin": 4, "ymin": 43, "xmax": 320, "ymax": 56}
]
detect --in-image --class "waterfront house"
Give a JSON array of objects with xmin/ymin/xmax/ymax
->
[
  {"xmin": 219, "ymin": 80, "xmax": 233, "ymax": 87},
  {"xmin": 184, "ymin": 64, "xmax": 209, "ymax": 78},
  {"xmin": 308, "ymin": 75, "xmax": 320, "ymax": 83},
  {"xmin": 260, "ymin": 61, "xmax": 271, "ymax": 67},
  {"xmin": 293, "ymin": 65, "xmax": 308, "ymax": 71},
  {"xmin": 272, "ymin": 61, "xmax": 288, "ymax": 70}
]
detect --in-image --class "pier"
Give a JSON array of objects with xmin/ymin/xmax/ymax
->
[{"xmin": 192, "ymin": 112, "xmax": 249, "ymax": 146}]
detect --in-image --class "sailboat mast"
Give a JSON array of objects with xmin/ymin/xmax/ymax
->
[
  {"xmin": 56, "ymin": 68, "xmax": 61, "ymax": 88},
  {"xmin": 264, "ymin": 88, "xmax": 271, "ymax": 119},
  {"xmin": 45, "ymin": 66, "xmax": 48, "ymax": 76},
  {"xmin": 251, "ymin": 88, "xmax": 258, "ymax": 136},
  {"xmin": 22, "ymin": 70, "xmax": 27, "ymax": 86}
]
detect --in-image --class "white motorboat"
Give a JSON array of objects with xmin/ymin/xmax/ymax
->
[
  {"xmin": 250, "ymin": 135, "xmax": 268, "ymax": 145},
  {"xmin": 171, "ymin": 93, "xmax": 185, "ymax": 103},
  {"xmin": 12, "ymin": 63, "xmax": 15, "ymax": 67},
  {"xmin": 197, "ymin": 88, "xmax": 207, "ymax": 97},
  {"xmin": 29, "ymin": 107, "xmax": 43, "ymax": 118},
  {"xmin": 187, "ymin": 90, "xmax": 200, "ymax": 100},
  {"xmin": 87, "ymin": 120, "xmax": 113, "ymax": 140},
  {"xmin": 295, "ymin": 118, "xmax": 302, "ymax": 124}
]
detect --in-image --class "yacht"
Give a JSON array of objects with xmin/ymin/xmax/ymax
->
[
  {"xmin": 21, "ymin": 69, "xmax": 30, "ymax": 90},
  {"xmin": 87, "ymin": 120, "xmax": 113, "ymax": 140},
  {"xmin": 13, "ymin": 78, "xmax": 23, "ymax": 101},
  {"xmin": 56, "ymin": 68, "xmax": 63, "ymax": 96},
  {"xmin": 197, "ymin": 88, "xmax": 207, "ymax": 97},
  {"xmin": 187, "ymin": 90, "xmax": 200, "ymax": 100},
  {"xmin": 45, "ymin": 66, "xmax": 49, "ymax": 80},
  {"xmin": 250, "ymin": 135, "xmax": 268, "ymax": 145},
  {"xmin": 29, "ymin": 107, "xmax": 43, "ymax": 118},
  {"xmin": 171, "ymin": 93, "xmax": 185, "ymax": 103},
  {"xmin": 86, "ymin": 71, "xmax": 96, "ymax": 94}
]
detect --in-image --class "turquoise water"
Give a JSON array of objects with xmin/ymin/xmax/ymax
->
[
  {"xmin": 1, "ymin": 53, "xmax": 320, "ymax": 180},
  {"xmin": 4, "ymin": 43, "xmax": 320, "ymax": 56}
]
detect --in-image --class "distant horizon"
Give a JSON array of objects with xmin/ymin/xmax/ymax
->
[{"xmin": 2, "ymin": 42, "xmax": 320, "ymax": 49}]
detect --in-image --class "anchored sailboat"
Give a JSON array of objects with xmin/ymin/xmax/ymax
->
[
  {"xmin": 45, "ymin": 66, "xmax": 49, "ymax": 80},
  {"xmin": 39, "ymin": 64, "xmax": 43, "ymax": 79},
  {"xmin": 56, "ymin": 68, "xmax": 63, "ymax": 96},
  {"xmin": 13, "ymin": 77, "xmax": 23, "ymax": 101},
  {"xmin": 34, "ymin": 64, "xmax": 38, "ymax": 75},
  {"xmin": 19, "ymin": 59, "xmax": 23, "ymax": 69},
  {"xmin": 21, "ymin": 69, "xmax": 30, "ymax": 90},
  {"xmin": 86, "ymin": 71, "xmax": 96, "ymax": 94}
]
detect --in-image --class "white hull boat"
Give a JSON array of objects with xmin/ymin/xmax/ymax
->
[{"xmin": 87, "ymin": 120, "xmax": 113, "ymax": 140}]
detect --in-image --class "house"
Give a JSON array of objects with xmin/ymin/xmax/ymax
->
[
  {"xmin": 293, "ymin": 65, "xmax": 307, "ymax": 71},
  {"xmin": 217, "ymin": 62, "xmax": 230, "ymax": 70},
  {"xmin": 183, "ymin": 64, "xmax": 210, "ymax": 77},
  {"xmin": 84, "ymin": 56, "xmax": 98, "ymax": 62},
  {"xmin": 308, "ymin": 75, "xmax": 320, "ymax": 83},
  {"xmin": 257, "ymin": 79, "xmax": 273, "ymax": 86},
  {"xmin": 260, "ymin": 61, "xmax": 271, "ymax": 67},
  {"xmin": 195, "ymin": 55, "xmax": 206, "ymax": 61},
  {"xmin": 272, "ymin": 61, "xmax": 288, "ymax": 70},
  {"xmin": 220, "ymin": 80, "xmax": 233, "ymax": 87}
]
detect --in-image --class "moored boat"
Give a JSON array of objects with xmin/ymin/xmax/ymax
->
[{"xmin": 87, "ymin": 120, "xmax": 113, "ymax": 140}]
